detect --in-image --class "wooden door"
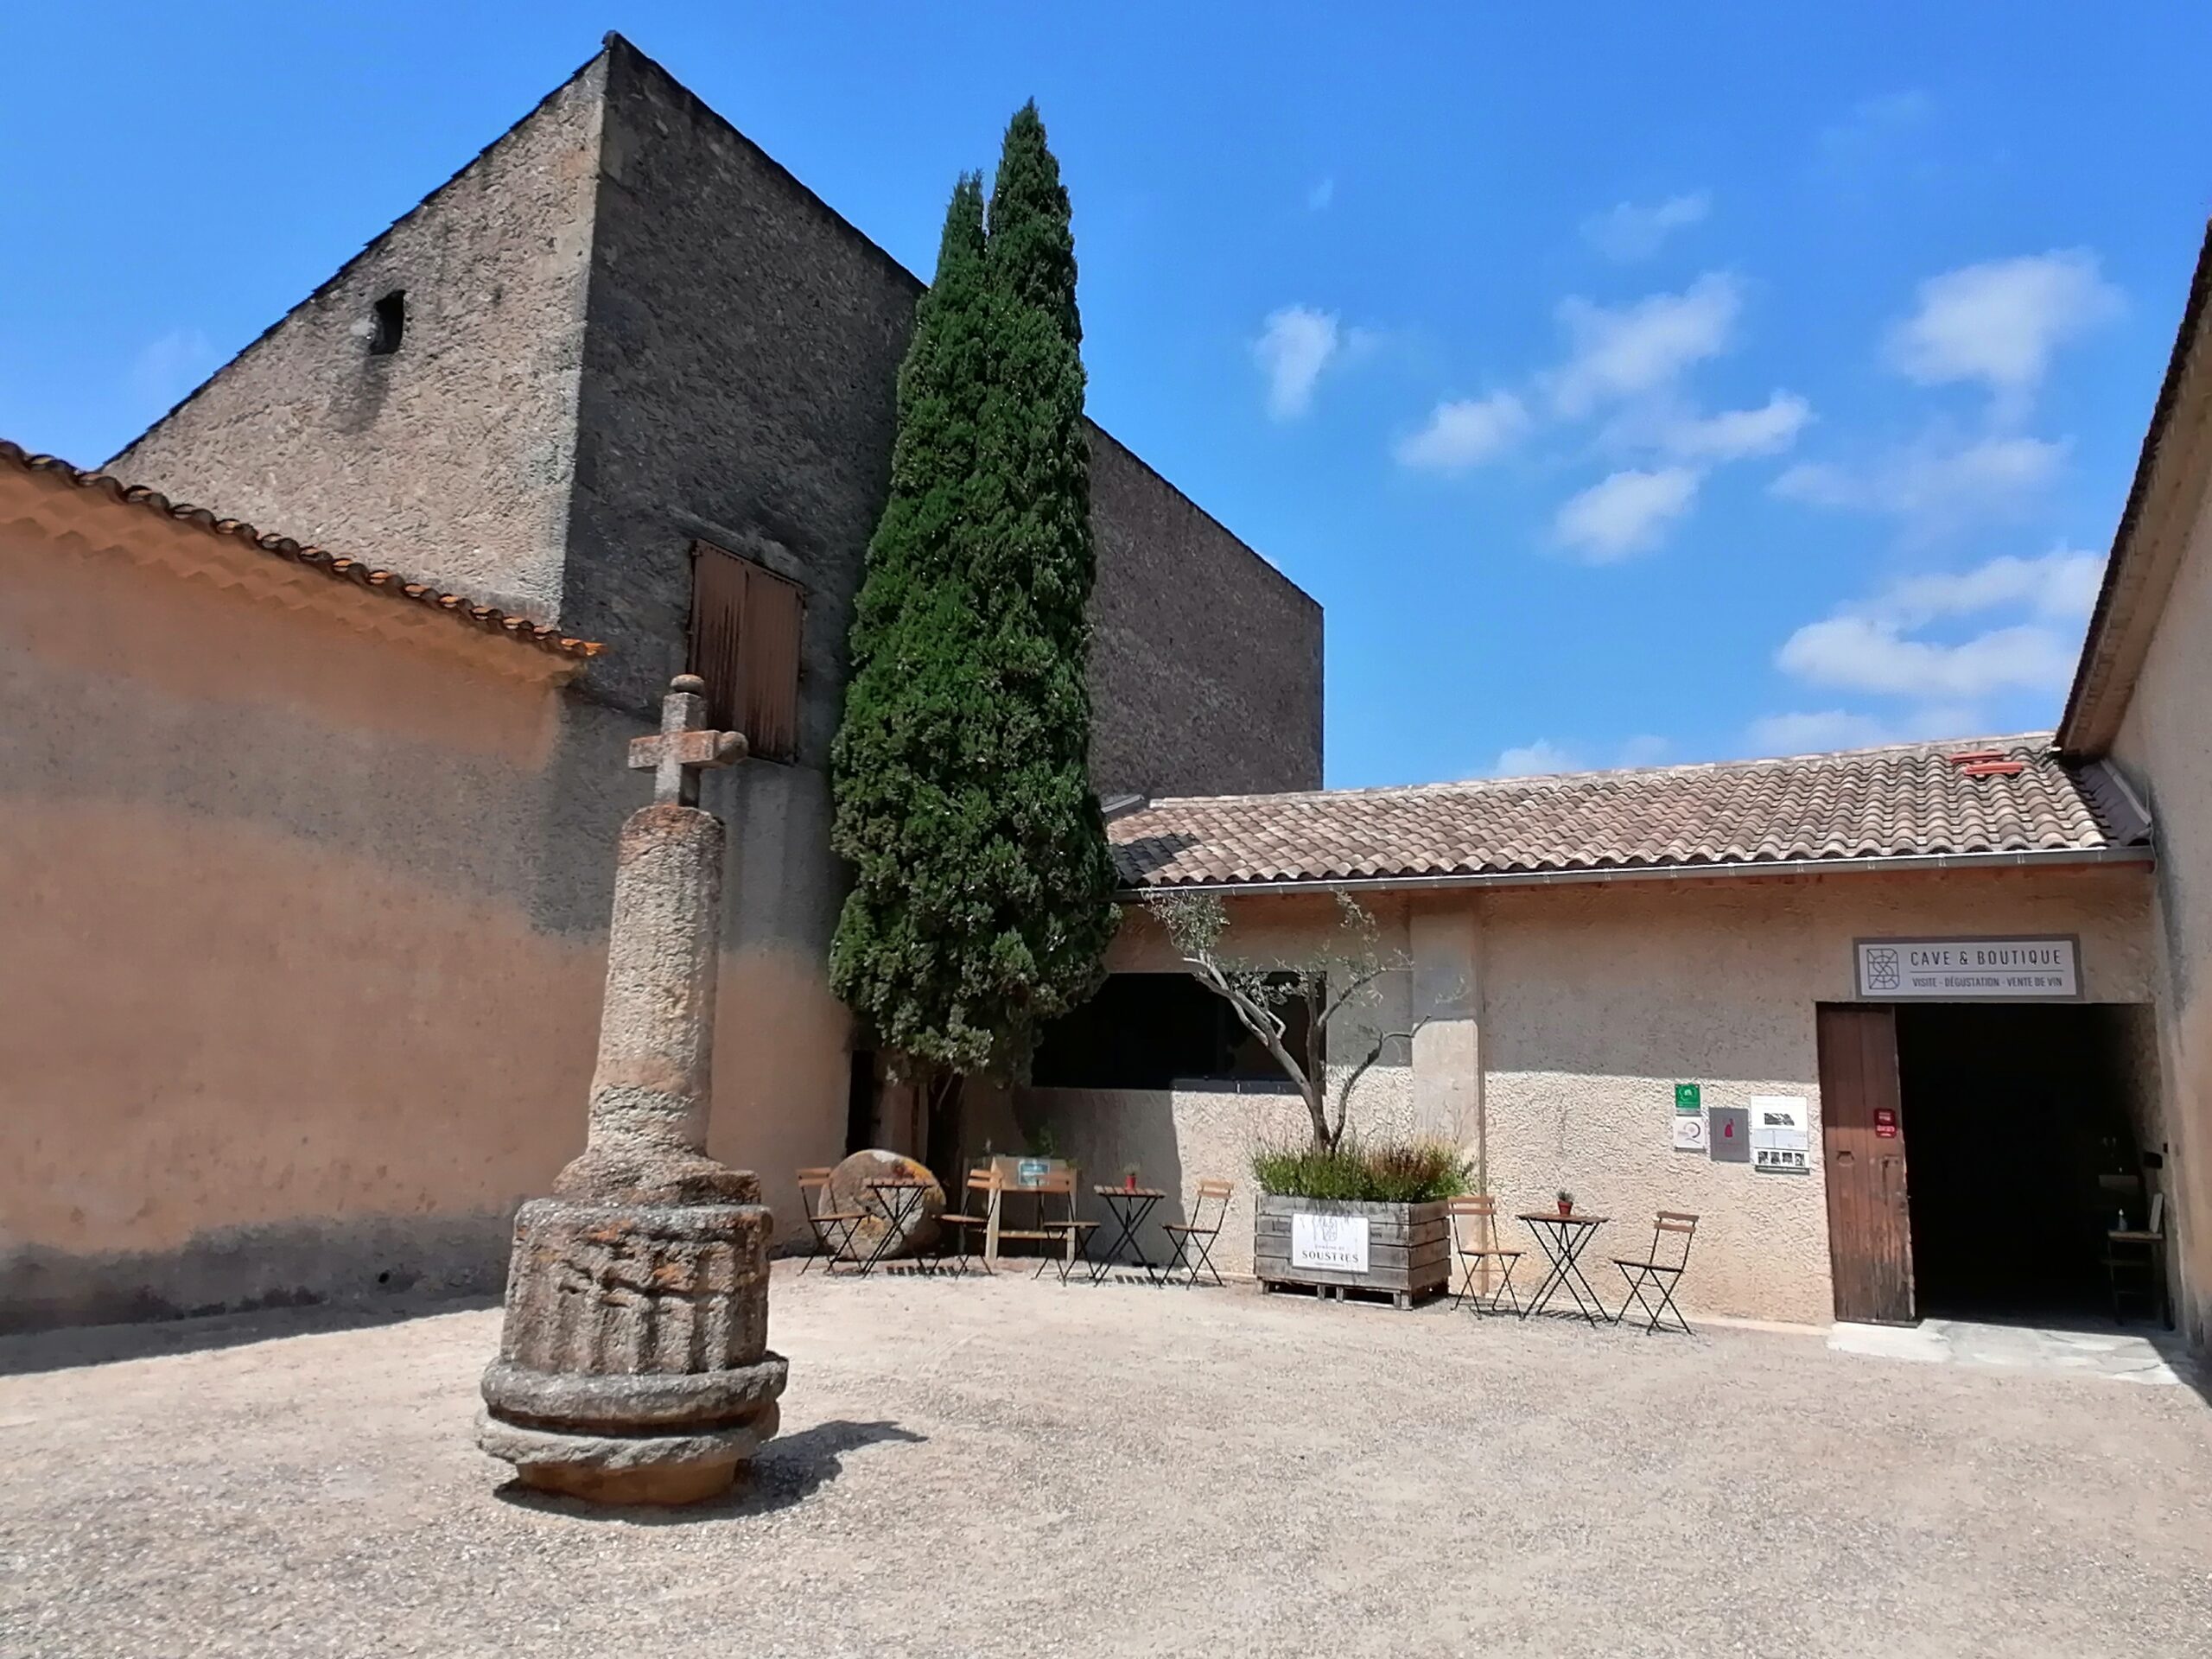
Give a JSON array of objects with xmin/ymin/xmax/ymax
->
[{"xmin": 1816, "ymin": 1003, "xmax": 1916, "ymax": 1324}]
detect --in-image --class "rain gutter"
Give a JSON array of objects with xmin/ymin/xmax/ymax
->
[{"xmin": 1116, "ymin": 842, "xmax": 2154, "ymax": 901}]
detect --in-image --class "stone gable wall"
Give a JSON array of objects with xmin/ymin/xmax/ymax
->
[{"xmin": 105, "ymin": 58, "xmax": 607, "ymax": 620}]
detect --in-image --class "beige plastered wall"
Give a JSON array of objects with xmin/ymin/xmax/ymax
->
[
  {"xmin": 2111, "ymin": 464, "xmax": 2212, "ymax": 1347},
  {"xmin": 0, "ymin": 515, "xmax": 846, "ymax": 1332},
  {"xmin": 1021, "ymin": 868, "xmax": 2155, "ymax": 1324}
]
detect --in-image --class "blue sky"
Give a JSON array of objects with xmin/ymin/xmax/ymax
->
[{"xmin": 4, "ymin": 4, "xmax": 2208, "ymax": 787}]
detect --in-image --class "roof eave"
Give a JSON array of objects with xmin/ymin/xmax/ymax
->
[
  {"xmin": 1117, "ymin": 842, "xmax": 2155, "ymax": 901},
  {"xmin": 2, "ymin": 441, "xmax": 603, "ymax": 673},
  {"xmin": 2057, "ymin": 217, "xmax": 2212, "ymax": 759}
]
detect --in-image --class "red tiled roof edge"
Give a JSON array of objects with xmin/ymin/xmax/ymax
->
[
  {"xmin": 1109, "ymin": 735, "xmax": 2152, "ymax": 892},
  {"xmin": 3, "ymin": 440, "xmax": 603, "ymax": 662}
]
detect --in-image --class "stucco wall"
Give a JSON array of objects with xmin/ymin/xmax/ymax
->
[
  {"xmin": 2111, "ymin": 461, "xmax": 2212, "ymax": 1345},
  {"xmin": 1026, "ymin": 869, "xmax": 2155, "ymax": 1324},
  {"xmin": 0, "ymin": 518, "xmax": 842, "ymax": 1332},
  {"xmin": 105, "ymin": 58, "xmax": 606, "ymax": 620}
]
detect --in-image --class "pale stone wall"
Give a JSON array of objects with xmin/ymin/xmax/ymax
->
[
  {"xmin": 105, "ymin": 58, "xmax": 607, "ymax": 620},
  {"xmin": 1024, "ymin": 868, "xmax": 2156, "ymax": 1323},
  {"xmin": 2110, "ymin": 463, "xmax": 2212, "ymax": 1345},
  {"xmin": 0, "ymin": 509, "xmax": 841, "ymax": 1332}
]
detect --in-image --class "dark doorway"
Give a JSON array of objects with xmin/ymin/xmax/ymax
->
[
  {"xmin": 1895, "ymin": 1003, "xmax": 2148, "ymax": 1323},
  {"xmin": 1819, "ymin": 1001, "xmax": 2158, "ymax": 1326}
]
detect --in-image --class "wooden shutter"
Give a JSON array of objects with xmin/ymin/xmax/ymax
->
[
  {"xmin": 740, "ymin": 562, "xmax": 801, "ymax": 764},
  {"xmin": 688, "ymin": 542, "xmax": 803, "ymax": 764}
]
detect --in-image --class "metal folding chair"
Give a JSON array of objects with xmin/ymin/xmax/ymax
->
[
  {"xmin": 1029, "ymin": 1171, "xmax": 1098, "ymax": 1284},
  {"xmin": 1612, "ymin": 1211, "xmax": 1698, "ymax": 1333},
  {"xmin": 796, "ymin": 1166, "xmax": 863, "ymax": 1274},
  {"xmin": 936, "ymin": 1165, "xmax": 1000, "ymax": 1276},
  {"xmin": 1447, "ymin": 1194, "xmax": 1523, "ymax": 1315},
  {"xmin": 1162, "ymin": 1179, "xmax": 1233, "ymax": 1287}
]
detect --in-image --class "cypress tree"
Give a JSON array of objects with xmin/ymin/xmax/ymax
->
[{"xmin": 829, "ymin": 112, "xmax": 1116, "ymax": 1162}]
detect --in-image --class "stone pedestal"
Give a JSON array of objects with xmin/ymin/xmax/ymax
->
[{"xmin": 477, "ymin": 676, "xmax": 785, "ymax": 1505}]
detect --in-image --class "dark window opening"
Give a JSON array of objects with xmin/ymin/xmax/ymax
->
[
  {"xmin": 368, "ymin": 289, "xmax": 406, "ymax": 356},
  {"xmin": 1033, "ymin": 972, "xmax": 1317, "ymax": 1090},
  {"xmin": 689, "ymin": 542, "xmax": 803, "ymax": 764}
]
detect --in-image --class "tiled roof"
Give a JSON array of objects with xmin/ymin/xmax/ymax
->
[
  {"xmin": 1, "ymin": 440, "xmax": 602, "ymax": 661},
  {"xmin": 1110, "ymin": 736, "xmax": 2151, "ymax": 891}
]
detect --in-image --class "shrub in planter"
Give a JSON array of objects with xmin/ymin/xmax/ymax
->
[
  {"xmin": 1251, "ymin": 1141, "xmax": 1471, "ymax": 1204},
  {"xmin": 1250, "ymin": 1141, "xmax": 1470, "ymax": 1306}
]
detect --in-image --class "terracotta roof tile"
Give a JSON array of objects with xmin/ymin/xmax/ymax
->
[
  {"xmin": 2, "ymin": 440, "xmax": 603, "ymax": 661},
  {"xmin": 1111, "ymin": 736, "xmax": 2150, "ymax": 891}
]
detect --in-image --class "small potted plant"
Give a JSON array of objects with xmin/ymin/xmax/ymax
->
[
  {"xmin": 1556, "ymin": 1188, "xmax": 1575, "ymax": 1218},
  {"xmin": 1122, "ymin": 1162, "xmax": 1141, "ymax": 1192}
]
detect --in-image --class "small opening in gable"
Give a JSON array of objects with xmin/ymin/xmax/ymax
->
[{"xmin": 368, "ymin": 289, "xmax": 406, "ymax": 356}]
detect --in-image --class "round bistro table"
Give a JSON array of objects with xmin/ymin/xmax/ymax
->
[{"xmin": 1515, "ymin": 1211, "xmax": 1611, "ymax": 1325}]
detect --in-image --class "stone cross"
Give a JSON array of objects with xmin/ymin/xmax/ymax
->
[
  {"xmin": 478, "ymin": 671, "xmax": 786, "ymax": 1507},
  {"xmin": 628, "ymin": 673, "xmax": 747, "ymax": 806}
]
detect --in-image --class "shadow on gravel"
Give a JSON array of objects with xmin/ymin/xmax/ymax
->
[
  {"xmin": 493, "ymin": 1418, "xmax": 927, "ymax": 1523},
  {"xmin": 0, "ymin": 1294, "xmax": 499, "ymax": 1377}
]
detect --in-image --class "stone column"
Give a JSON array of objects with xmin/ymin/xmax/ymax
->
[
  {"xmin": 476, "ymin": 675, "xmax": 787, "ymax": 1506},
  {"xmin": 1409, "ymin": 897, "xmax": 1484, "ymax": 1170}
]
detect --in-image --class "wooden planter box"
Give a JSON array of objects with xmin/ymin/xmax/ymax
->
[{"xmin": 1254, "ymin": 1194, "xmax": 1452, "ymax": 1309}]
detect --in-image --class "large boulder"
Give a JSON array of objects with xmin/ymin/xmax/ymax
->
[{"xmin": 828, "ymin": 1150, "xmax": 944, "ymax": 1260}]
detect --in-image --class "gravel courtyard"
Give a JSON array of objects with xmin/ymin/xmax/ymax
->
[{"xmin": 3, "ymin": 1266, "xmax": 2208, "ymax": 1658}]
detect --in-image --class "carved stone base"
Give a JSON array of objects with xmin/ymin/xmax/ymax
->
[
  {"xmin": 478, "ymin": 1195, "xmax": 785, "ymax": 1504},
  {"xmin": 475, "ymin": 1402, "xmax": 782, "ymax": 1506}
]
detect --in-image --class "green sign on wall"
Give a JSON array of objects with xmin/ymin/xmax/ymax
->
[{"xmin": 1674, "ymin": 1083, "xmax": 1702, "ymax": 1115}]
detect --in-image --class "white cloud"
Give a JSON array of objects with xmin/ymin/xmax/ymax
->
[
  {"xmin": 1745, "ymin": 703, "xmax": 1980, "ymax": 758},
  {"xmin": 1581, "ymin": 191, "xmax": 1712, "ymax": 262},
  {"xmin": 1885, "ymin": 250, "xmax": 2122, "ymax": 410},
  {"xmin": 1872, "ymin": 547, "xmax": 2104, "ymax": 626},
  {"xmin": 1552, "ymin": 467, "xmax": 1700, "ymax": 562},
  {"xmin": 1745, "ymin": 710, "xmax": 1897, "ymax": 754},
  {"xmin": 1771, "ymin": 431, "xmax": 2067, "ymax": 537},
  {"xmin": 1618, "ymin": 734, "xmax": 1673, "ymax": 767},
  {"xmin": 1307, "ymin": 175, "xmax": 1336, "ymax": 211},
  {"xmin": 1656, "ymin": 392, "xmax": 1812, "ymax": 461},
  {"xmin": 1777, "ymin": 615, "xmax": 2078, "ymax": 701},
  {"xmin": 1542, "ymin": 273, "xmax": 1741, "ymax": 416},
  {"xmin": 1771, "ymin": 548, "xmax": 2102, "ymax": 712},
  {"xmin": 1493, "ymin": 740, "xmax": 1579, "ymax": 778},
  {"xmin": 1254, "ymin": 305, "xmax": 1340, "ymax": 420},
  {"xmin": 129, "ymin": 328, "xmax": 217, "ymax": 412},
  {"xmin": 1394, "ymin": 391, "xmax": 1532, "ymax": 473}
]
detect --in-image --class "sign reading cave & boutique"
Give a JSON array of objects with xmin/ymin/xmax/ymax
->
[{"xmin": 1853, "ymin": 936, "xmax": 2081, "ymax": 1001}]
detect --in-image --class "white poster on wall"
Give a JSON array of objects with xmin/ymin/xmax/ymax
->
[
  {"xmin": 1751, "ymin": 1096, "xmax": 1811, "ymax": 1174},
  {"xmin": 1291, "ymin": 1212, "xmax": 1370, "ymax": 1272},
  {"xmin": 1673, "ymin": 1115, "xmax": 1708, "ymax": 1153}
]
